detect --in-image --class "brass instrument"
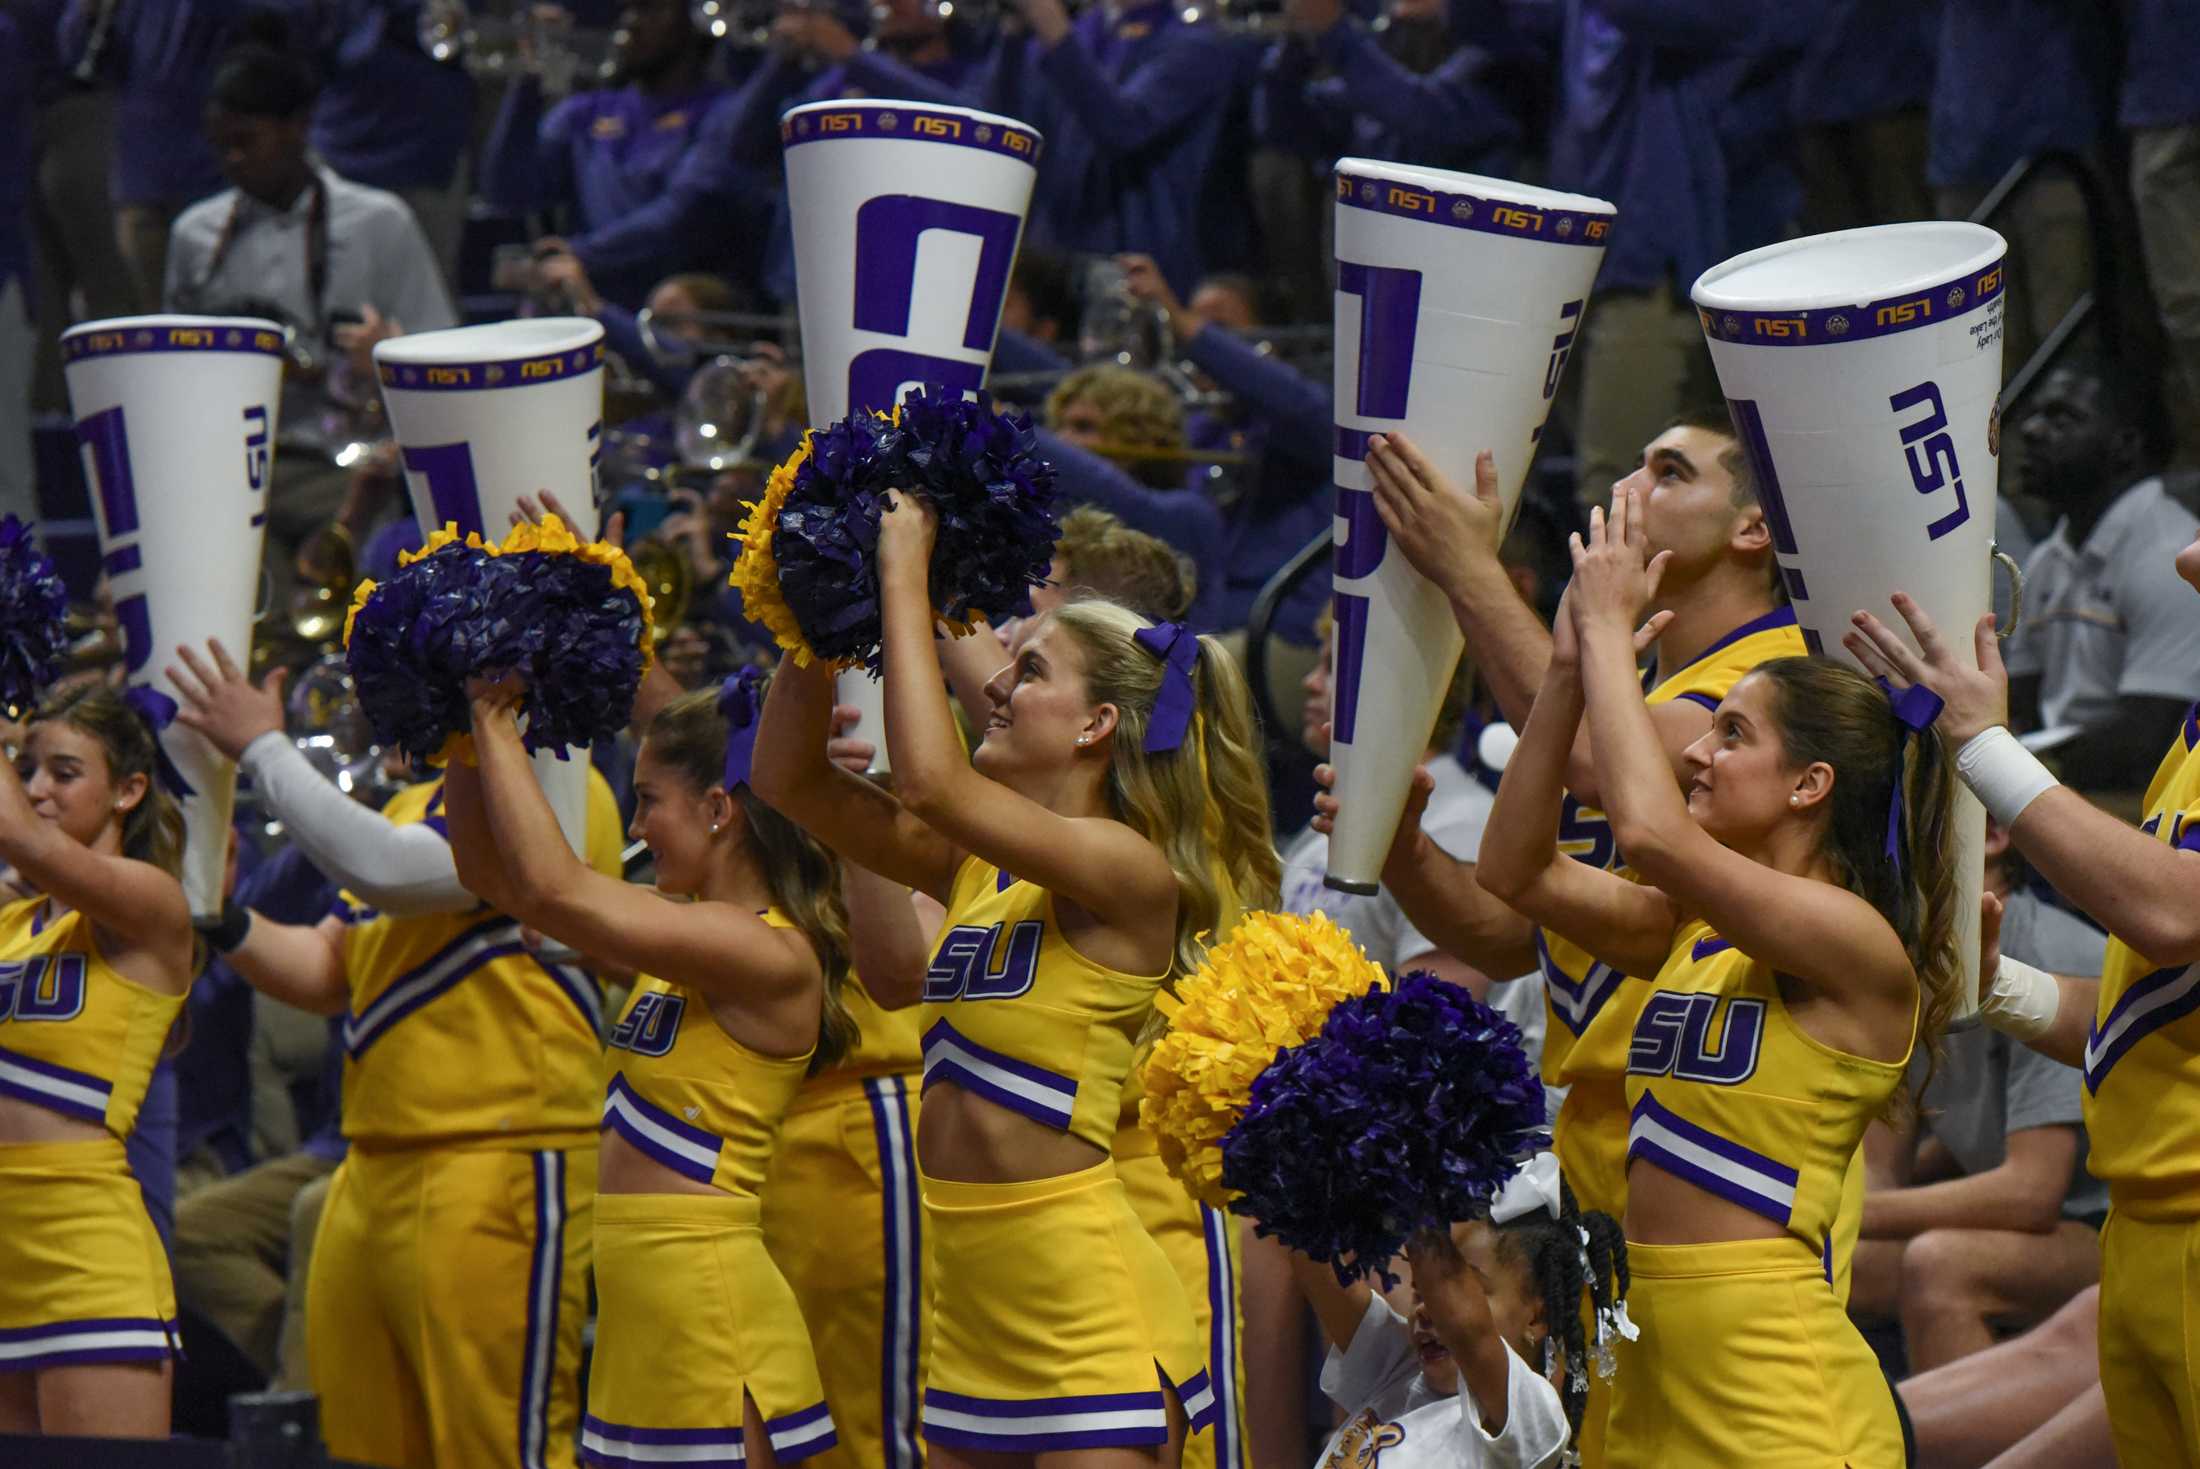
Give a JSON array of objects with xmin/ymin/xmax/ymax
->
[{"xmin": 627, "ymin": 535, "xmax": 696, "ymax": 644}]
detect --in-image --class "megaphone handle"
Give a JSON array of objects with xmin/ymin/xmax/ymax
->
[{"xmin": 1990, "ymin": 543, "xmax": 2024, "ymax": 641}]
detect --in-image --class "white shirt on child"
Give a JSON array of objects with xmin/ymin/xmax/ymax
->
[{"xmin": 1313, "ymin": 1296, "xmax": 1569, "ymax": 1469}]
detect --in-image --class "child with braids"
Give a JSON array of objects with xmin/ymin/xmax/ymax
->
[{"xmin": 1291, "ymin": 1153, "xmax": 1630, "ymax": 1469}]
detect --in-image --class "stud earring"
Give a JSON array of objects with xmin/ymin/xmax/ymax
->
[
  {"xmin": 1789, "ymin": 795, "xmax": 1800, "ymax": 807},
  {"xmin": 710, "ymin": 821, "xmax": 722, "ymax": 834},
  {"xmin": 1076, "ymin": 736, "xmax": 1090, "ymax": 747}
]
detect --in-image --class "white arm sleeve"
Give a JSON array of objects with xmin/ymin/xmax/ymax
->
[{"xmin": 239, "ymin": 732, "xmax": 474, "ymax": 915}]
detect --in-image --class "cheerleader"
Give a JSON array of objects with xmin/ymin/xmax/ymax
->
[
  {"xmin": 753, "ymin": 490, "xmax": 1279, "ymax": 1466},
  {"xmin": 0, "ymin": 684, "xmax": 195, "ymax": 1436},
  {"xmin": 443, "ymin": 670, "xmax": 855, "ymax": 1469},
  {"xmin": 1293, "ymin": 1155, "xmax": 1628, "ymax": 1469},
  {"xmin": 1846, "ymin": 568, "xmax": 2200, "ymax": 1469},
  {"xmin": 1477, "ymin": 491, "xmax": 1961, "ymax": 1468},
  {"xmin": 172, "ymin": 638, "xmax": 625, "ymax": 1469}
]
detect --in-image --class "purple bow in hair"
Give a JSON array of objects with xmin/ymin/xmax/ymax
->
[
  {"xmin": 1132, "ymin": 620, "xmax": 1198, "ymax": 754},
  {"xmin": 1878, "ymin": 677, "xmax": 1944, "ymax": 873},
  {"xmin": 718, "ymin": 666, "xmax": 767, "ymax": 792},
  {"xmin": 123, "ymin": 685, "xmax": 198, "ymax": 801}
]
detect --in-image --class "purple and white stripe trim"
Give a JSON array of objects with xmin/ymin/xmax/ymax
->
[
  {"xmin": 62, "ymin": 322, "xmax": 285, "ymax": 362},
  {"xmin": 1627, "ymin": 1090, "xmax": 1798, "ymax": 1227},
  {"xmin": 1697, "ymin": 258, "xmax": 2006, "ymax": 348},
  {"xmin": 923, "ymin": 1387, "xmax": 1172, "ymax": 1452},
  {"xmin": 602, "ymin": 1073, "xmax": 723, "ymax": 1186},
  {"xmin": 518, "ymin": 1150, "xmax": 569, "ymax": 1469},
  {"xmin": 2085, "ymin": 961, "xmax": 2200, "ymax": 1095},
  {"xmin": 865, "ymin": 1075, "xmax": 924, "ymax": 1469},
  {"xmin": 764, "ymin": 1401, "xmax": 840, "ymax": 1462},
  {"xmin": 377, "ymin": 340, "xmax": 604, "ymax": 392},
  {"xmin": 1537, "ymin": 933, "xmax": 1621, "ymax": 1038},
  {"xmin": 343, "ymin": 917, "xmax": 527, "ymax": 1057},
  {"xmin": 779, "ymin": 103, "xmax": 1043, "ymax": 164},
  {"xmin": 920, "ymin": 1019, "xmax": 1077, "ymax": 1131},
  {"xmin": 0, "ymin": 1042, "xmax": 112, "ymax": 1125},
  {"xmin": 582, "ymin": 1416, "xmax": 747, "ymax": 1467},
  {"xmin": 0, "ymin": 1315, "xmax": 179, "ymax": 1369},
  {"xmin": 540, "ymin": 958, "xmax": 606, "ymax": 1038},
  {"xmin": 1334, "ymin": 169, "xmax": 1615, "ymax": 248},
  {"xmin": 1200, "ymin": 1207, "xmax": 1244, "ymax": 1467}
]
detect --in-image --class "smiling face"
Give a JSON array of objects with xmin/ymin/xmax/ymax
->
[
  {"xmin": 974, "ymin": 618, "xmax": 1109, "ymax": 782},
  {"xmin": 627, "ymin": 737, "xmax": 729, "ymax": 897},
  {"xmin": 1680, "ymin": 671, "xmax": 1817, "ymax": 846},
  {"xmin": 19, "ymin": 719, "xmax": 141, "ymax": 854}
]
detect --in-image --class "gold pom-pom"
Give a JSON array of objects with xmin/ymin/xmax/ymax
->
[
  {"xmin": 726, "ymin": 433, "xmax": 826, "ymax": 667},
  {"xmin": 1140, "ymin": 910, "xmax": 1385, "ymax": 1207}
]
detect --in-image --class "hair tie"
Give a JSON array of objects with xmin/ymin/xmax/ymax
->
[
  {"xmin": 717, "ymin": 667, "xmax": 766, "ymax": 792},
  {"xmin": 123, "ymin": 685, "xmax": 197, "ymax": 801},
  {"xmin": 1131, "ymin": 620, "xmax": 1198, "ymax": 753},
  {"xmin": 1877, "ymin": 678, "xmax": 1944, "ymax": 875}
]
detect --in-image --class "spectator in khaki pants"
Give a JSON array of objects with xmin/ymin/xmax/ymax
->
[{"xmin": 2122, "ymin": 0, "xmax": 2200, "ymax": 460}]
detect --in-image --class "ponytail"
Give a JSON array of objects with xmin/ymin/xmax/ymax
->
[
  {"xmin": 34, "ymin": 682, "xmax": 186, "ymax": 879},
  {"xmin": 1046, "ymin": 597, "xmax": 1281, "ymax": 981},
  {"xmin": 1494, "ymin": 1176, "xmax": 1631, "ymax": 1449}
]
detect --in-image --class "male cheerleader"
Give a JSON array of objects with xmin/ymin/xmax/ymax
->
[{"xmin": 1847, "ymin": 530, "xmax": 2200, "ymax": 1469}]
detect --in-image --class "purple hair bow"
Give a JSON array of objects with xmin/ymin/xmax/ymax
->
[
  {"xmin": 1878, "ymin": 677, "xmax": 1944, "ymax": 873},
  {"xmin": 1132, "ymin": 620, "xmax": 1198, "ymax": 754},
  {"xmin": 123, "ymin": 685, "xmax": 198, "ymax": 801},
  {"xmin": 718, "ymin": 666, "xmax": 766, "ymax": 791}
]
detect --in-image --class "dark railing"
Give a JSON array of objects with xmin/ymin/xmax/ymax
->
[
  {"xmin": 1965, "ymin": 149, "xmax": 2125, "ymax": 419},
  {"xmin": 1, "ymin": 1393, "xmax": 379, "ymax": 1469}
]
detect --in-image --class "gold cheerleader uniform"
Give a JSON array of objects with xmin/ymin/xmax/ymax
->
[
  {"xmin": 1534, "ymin": 607, "xmax": 1815, "ymax": 1466},
  {"xmin": 310, "ymin": 773, "xmax": 621, "ymax": 1469},
  {"xmin": 0, "ymin": 897, "xmax": 185, "ymax": 1373},
  {"xmin": 762, "ymin": 984, "xmax": 929, "ymax": 1469},
  {"xmin": 2082, "ymin": 703, "xmax": 2200, "ymax": 1469},
  {"xmin": 1606, "ymin": 919, "xmax": 1907, "ymax": 1469},
  {"xmin": 1117, "ymin": 1071, "xmax": 1248, "ymax": 1469},
  {"xmin": 918, "ymin": 857, "xmax": 1214, "ymax": 1454},
  {"xmin": 587, "ymin": 906, "xmax": 837, "ymax": 1468}
]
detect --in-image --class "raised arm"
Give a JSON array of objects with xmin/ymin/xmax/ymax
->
[
  {"xmin": 1365, "ymin": 434, "xmax": 1708, "ymax": 806},
  {"xmin": 843, "ymin": 861, "xmax": 934, "ymax": 1010},
  {"xmin": 460, "ymin": 687, "xmax": 815, "ymax": 1005},
  {"xmin": 1475, "ymin": 616, "xmax": 1679, "ymax": 981},
  {"xmin": 877, "ymin": 492, "xmax": 1179, "ymax": 928},
  {"xmin": 1312, "ymin": 762, "xmax": 1539, "ymax": 979},
  {"xmin": 1573, "ymin": 497, "xmax": 1910, "ymax": 1002},
  {"xmin": 0, "ymin": 744, "xmax": 192, "ymax": 991},
  {"xmin": 1286, "ymin": 1249, "xmax": 1377, "ymax": 1354},
  {"xmin": 169, "ymin": 640, "xmax": 474, "ymax": 916},
  {"xmin": 752, "ymin": 657, "xmax": 964, "ymax": 902},
  {"xmin": 1849, "ymin": 596, "xmax": 2200, "ymax": 970},
  {"xmin": 1404, "ymin": 1228, "xmax": 1516, "ymax": 1437}
]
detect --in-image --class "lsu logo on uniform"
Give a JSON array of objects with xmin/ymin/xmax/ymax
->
[
  {"xmin": 611, "ymin": 992, "xmax": 686, "ymax": 1057},
  {"xmin": 926, "ymin": 921, "xmax": 1043, "ymax": 1002},
  {"xmin": 1628, "ymin": 991, "xmax": 1766, "ymax": 1085},
  {"xmin": 0, "ymin": 956, "xmax": 90, "ymax": 1022}
]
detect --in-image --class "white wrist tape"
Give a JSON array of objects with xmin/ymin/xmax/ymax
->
[
  {"xmin": 1979, "ymin": 955, "xmax": 2060, "ymax": 1042},
  {"xmin": 1955, "ymin": 727, "xmax": 2060, "ymax": 828}
]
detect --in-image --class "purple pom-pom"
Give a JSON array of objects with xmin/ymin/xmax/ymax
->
[
  {"xmin": 1220, "ymin": 971, "xmax": 1550, "ymax": 1286},
  {"xmin": 0, "ymin": 515, "xmax": 68, "ymax": 717},
  {"xmin": 773, "ymin": 386, "xmax": 1059, "ymax": 673},
  {"xmin": 348, "ymin": 539, "xmax": 648, "ymax": 762}
]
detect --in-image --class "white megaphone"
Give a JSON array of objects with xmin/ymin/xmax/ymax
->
[
  {"xmin": 61, "ymin": 316, "xmax": 284, "ymax": 919},
  {"xmin": 1324, "ymin": 161, "xmax": 1616, "ymax": 893},
  {"xmin": 1693, "ymin": 221, "xmax": 2011, "ymax": 1009},
  {"xmin": 372, "ymin": 318, "xmax": 607, "ymax": 860},
  {"xmin": 781, "ymin": 97, "xmax": 1043, "ymax": 774}
]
